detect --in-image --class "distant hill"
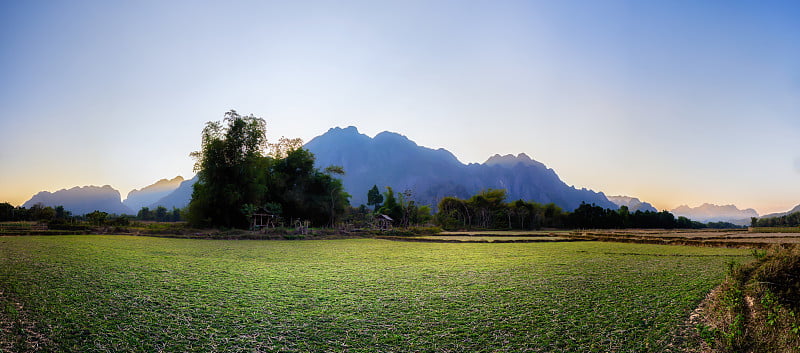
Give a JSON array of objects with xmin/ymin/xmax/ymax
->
[
  {"xmin": 123, "ymin": 176, "xmax": 184, "ymax": 211},
  {"xmin": 670, "ymin": 203, "xmax": 758, "ymax": 226},
  {"xmin": 760, "ymin": 204, "xmax": 800, "ymax": 219},
  {"xmin": 149, "ymin": 175, "xmax": 198, "ymax": 210},
  {"xmin": 304, "ymin": 126, "xmax": 617, "ymax": 211},
  {"xmin": 23, "ymin": 185, "xmax": 133, "ymax": 215},
  {"xmin": 606, "ymin": 195, "xmax": 658, "ymax": 213}
]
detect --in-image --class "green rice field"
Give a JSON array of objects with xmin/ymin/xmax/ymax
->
[
  {"xmin": 407, "ymin": 235, "xmax": 571, "ymax": 242},
  {"xmin": 0, "ymin": 235, "xmax": 750, "ymax": 352}
]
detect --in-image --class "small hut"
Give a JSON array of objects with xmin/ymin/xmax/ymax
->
[
  {"xmin": 374, "ymin": 214, "xmax": 394, "ymax": 231},
  {"xmin": 251, "ymin": 207, "xmax": 278, "ymax": 231}
]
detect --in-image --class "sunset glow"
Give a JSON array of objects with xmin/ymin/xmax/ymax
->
[{"xmin": 1, "ymin": 0, "xmax": 798, "ymax": 215}]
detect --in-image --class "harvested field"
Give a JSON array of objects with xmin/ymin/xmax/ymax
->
[{"xmin": 565, "ymin": 229, "xmax": 800, "ymax": 248}]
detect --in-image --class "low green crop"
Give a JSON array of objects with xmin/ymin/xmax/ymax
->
[{"xmin": 0, "ymin": 235, "xmax": 748, "ymax": 352}]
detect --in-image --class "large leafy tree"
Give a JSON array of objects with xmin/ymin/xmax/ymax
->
[
  {"xmin": 188, "ymin": 110, "xmax": 269, "ymax": 228},
  {"xmin": 188, "ymin": 110, "xmax": 350, "ymax": 228},
  {"xmin": 267, "ymin": 148, "xmax": 349, "ymax": 226}
]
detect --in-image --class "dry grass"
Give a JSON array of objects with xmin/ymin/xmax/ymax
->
[
  {"xmin": 564, "ymin": 229, "xmax": 800, "ymax": 248},
  {"xmin": 698, "ymin": 245, "xmax": 800, "ymax": 353}
]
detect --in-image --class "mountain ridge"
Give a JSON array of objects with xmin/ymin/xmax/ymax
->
[
  {"xmin": 670, "ymin": 203, "xmax": 758, "ymax": 226},
  {"xmin": 23, "ymin": 185, "xmax": 133, "ymax": 215},
  {"xmin": 123, "ymin": 176, "xmax": 184, "ymax": 211},
  {"xmin": 760, "ymin": 204, "xmax": 800, "ymax": 219},
  {"xmin": 606, "ymin": 195, "xmax": 658, "ymax": 213},
  {"xmin": 305, "ymin": 126, "xmax": 617, "ymax": 211}
]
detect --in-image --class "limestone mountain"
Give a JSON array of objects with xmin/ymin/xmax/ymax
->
[
  {"xmin": 23, "ymin": 185, "xmax": 133, "ymax": 215},
  {"xmin": 760, "ymin": 204, "xmax": 800, "ymax": 219},
  {"xmin": 606, "ymin": 195, "xmax": 658, "ymax": 213},
  {"xmin": 304, "ymin": 126, "xmax": 617, "ymax": 211},
  {"xmin": 149, "ymin": 175, "xmax": 198, "ymax": 210},
  {"xmin": 670, "ymin": 203, "xmax": 758, "ymax": 225},
  {"xmin": 123, "ymin": 176, "xmax": 184, "ymax": 211}
]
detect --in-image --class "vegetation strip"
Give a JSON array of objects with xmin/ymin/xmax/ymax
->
[
  {"xmin": 698, "ymin": 245, "xmax": 800, "ymax": 353},
  {"xmin": 0, "ymin": 235, "xmax": 749, "ymax": 352},
  {"xmin": 375, "ymin": 235, "xmax": 587, "ymax": 243}
]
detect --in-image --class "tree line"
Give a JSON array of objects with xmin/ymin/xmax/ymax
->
[
  {"xmin": 0, "ymin": 202, "xmax": 186, "ymax": 225},
  {"xmin": 751, "ymin": 212, "xmax": 800, "ymax": 227},
  {"xmin": 0, "ymin": 203, "xmax": 71, "ymax": 222},
  {"xmin": 433, "ymin": 189, "xmax": 709, "ymax": 230}
]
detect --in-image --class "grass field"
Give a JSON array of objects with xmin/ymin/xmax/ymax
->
[
  {"xmin": 407, "ymin": 235, "xmax": 571, "ymax": 242},
  {"xmin": 0, "ymin": 235, "xmax": 749, "ymax": 352}
]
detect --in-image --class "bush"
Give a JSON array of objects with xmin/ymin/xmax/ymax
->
[{"xmin": 702, "ymin": 245, "xmax": 800, "ymax": 352}]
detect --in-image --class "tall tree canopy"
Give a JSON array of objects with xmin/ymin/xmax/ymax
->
[
  {"xmin": 188, "ymin": 110, "xmax": 350, "ymax": 228},
  {"xmin": 367, "ymin": 185, "xmax": 383, "ymax": 211},
  {"xmin": 189, "ymin": 110, "xmax": 269, "ymax": 228}
]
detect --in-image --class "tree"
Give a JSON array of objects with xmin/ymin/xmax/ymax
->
[
  {"xmin": 188, "ymin": 110, "xmax": 269, "ymax": 228},
  {"xmin": 367, "ymin": 185, "xmax": 384, "ymax": 212},
  {"xmin": 468, "ymin": 189, "xmax": 507, "ymax": 228},
  {"xmin": 378, "ymin": 187, "xmax": 403, "ymax": 222},
  {"xmin": 138, "ymin": 207, "xmax": 152, "ymax": 221},
  {"xmin": 171, "ymin": 207, "xmax": 182, "ymax": 222},
  {"xmin": 86, "ymin": 210, "xmax": 108, "ymax": 226},
  {"xmin": 436, "ymin": 196, "xmax": 468, "ymax": 229},
  {"xmin": 155, "ymin": 206, "xmax": 168, "ymax": 222},
  {"xmin": 29, "ymin": 203, "xmax": 55, "ymax": 221},
  {"xmin": 0, "ymin": 202, "xmax": 13, "ymax": 221},
  {"xmin": 268, "ymin": 136, "xmax": 304, "ymax": 159},
  {"xmin": 187, "ymin": 110, "xmax": 351, "ymax": 229},
  {"xmin": 54, "ymin": 206, "xmax": 71, "ymax": 220},
  {"xmin": 324, "ymin": 165, "xmax": 346, "ymax": 227}
]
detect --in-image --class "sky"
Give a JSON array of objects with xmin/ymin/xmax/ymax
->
[{"xmin": 1, "ymin": 0, "xmax": 798, "ymax": 215}]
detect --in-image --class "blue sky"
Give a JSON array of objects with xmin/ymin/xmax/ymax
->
[{"xmin": 1, "ymin": 0, "xmax": 799, "ymax": 214}]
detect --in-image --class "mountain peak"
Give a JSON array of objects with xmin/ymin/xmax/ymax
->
[
  {"xmin": 761, "ymin": 204, "xmax": 800, "ymax": 219},
  {"xmin": 23, "ymin": 185, "xmax": 131, "ymax": 215},
  {"xmin": 606, "ymin": 195, "xmax": 658, "ymax": 213},
  {"xmin": 305, "ymin": 127, "xmax": 616, "ymax": 211},
  {"xmin": 325, "ymin": 126, "xmax": 361, "ymax": 135},
  {"xmin": 373, "ymin": 131, "xmax": 417, "ymax": 147},
  {"xmin": 670, "ymin": 203, "xmax": 758, "ymax": 225},
  {"xmin": 123, "ymin": 176, "xmax": 187, "ymax": 210},
  {"xmin": 484, "ymin": 153, "xmax": 544, "ymax": 168}
]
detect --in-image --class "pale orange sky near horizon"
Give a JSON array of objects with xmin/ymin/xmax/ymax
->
[{"xmin": 1, "ymin": 1, "xmax": 799, "ymax": 216}]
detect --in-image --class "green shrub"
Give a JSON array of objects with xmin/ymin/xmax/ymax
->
[{"xmin": 704, "ymin": 245, "xmax": 800, "ymax": 352}]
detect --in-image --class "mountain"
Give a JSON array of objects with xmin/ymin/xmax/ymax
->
[
  {"xmin": 760, "ymin": 204, "xmax": 800, "ymax": 219},
  {"xmin": 149, "ymin": 175, "xmax": 198, "ymax": 210},
  {"xmin": 304, "ymin": 126, "xmax": 617, "ymax": 211},
  {"xmin": 484, "ymin": 153, "xmax": 546, "ymax": 169},
  {"xmin": 23, "ymin": 185, "xmax": 133, "ymax": 215},
  {"xmin": 606, "ymin": 195, "xmax": 658, "ymax": 213},
  {"xmin": 670, "ymin": 203, "xmax": 758, "ymax": 226},
  {"xmin": 123, "ymin": 176, "xmax": 184, "ymax": 211}
]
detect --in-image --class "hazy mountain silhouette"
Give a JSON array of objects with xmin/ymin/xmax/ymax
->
[
  {"xmin": 760, "ymin": 204, "xmax": 800, "ymax": 219},
  {"xmin": 305, "ymin": 126, "xmax": 617, "ymax": 211},
  {"xmin": 606, "ymin": 195, "xmax": 658, "ymax": 213},
  {"xmin": 149, "ymin": 175, "xmax": 198, "ymax": 210},
  {"xmin": 23, "ymin": 185, "xmax": 133, "ymax": 215},
  {"xmin": 123, "ymin": 176, "xmax": 184, "ymax": 211},
  {"xmin": 670, "ymin": 203, "xmax": 758, "ymax": 225}
]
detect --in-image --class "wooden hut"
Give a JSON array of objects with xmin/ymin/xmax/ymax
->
[
  {"xmin": 375, "ymin": 214, "xmax": 393, "ymax": 231},
  {"xmin": 251, "ymin": 207, "xmax": 278, "ymax": 231}
]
